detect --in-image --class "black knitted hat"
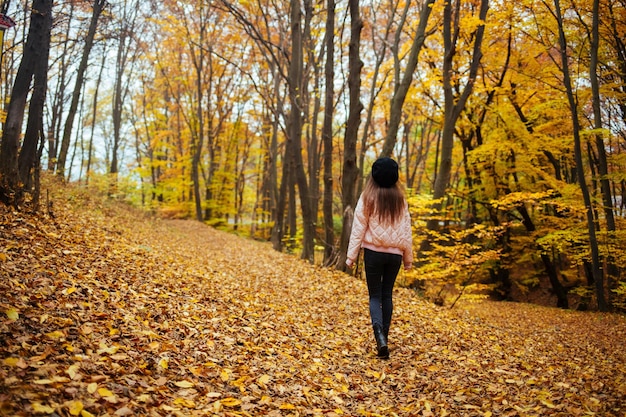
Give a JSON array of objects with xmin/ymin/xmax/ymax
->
[{"xmin": 371, "ymin": 157, "xmax": 399, "ymax": 188}]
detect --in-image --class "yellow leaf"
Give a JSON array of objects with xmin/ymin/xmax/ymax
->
[
  {"xmin": 221, "ymin": 398, "xmax": 242, "ymax": 407},
  {"xmin": 6, "ymin": 308, "xmax": 19, "ymax": 321},
  {"xmin": 174, "ymin": 380, "xmax": 194, "ymax": 388},
  {"xmin": 97, "ymin": 387, "xmax": 114, "ymax": 397},
  {"xmin": 65, "ymin": 287, "xmax": 77, "ymax": 295},
  {"xmin": 31, "ymin": 402, "xmax": 55, "ymax": 413},
  {"xmin": 3, "ymin": 357, "xmax": 19, "ymax": 366},
  {"xmin": 80, "ymin": 410, "xmax": 95, "ymax": 417},
  {"xmin": 33, "ymin": 379, "xmax": 54, "ymax": 385},
  {"xmin": 46, "ymin": 331, "xmax": 64, "ymax": 340},
  {"xmin": 0, "ymin": 253, "xmax": 7, "ymax": 261},
  {"xmin": 67, "ymin": 364, "xmax": 80, "ymax": 379},
  {"xmin": 158, "ymin": 358, "xmax": 168, "ymax": 369},
  {"xmin": 280, "ymin": 403, "xmax": 296, "ymax": 410},
  {"xmin": 68, "ymin": 400, "xmax": 83, "ymax": 416},
  {"xmin": 87, "ymin": 383, "xmax": 98, "ymax": 394},
  {"xmin": 258, "ymin": 374, "xmax": 271, "ymax": 385},
  {"xmin": 220, "ymin": 369, "xmax": 230, "ymax": 382},
  {"xmin": 136, "ymin": 394, "xmax": 151, "ymax": 403},
  {"xmin": 173, "ymin": 397, "xmax": 195, "ymax": 408}
]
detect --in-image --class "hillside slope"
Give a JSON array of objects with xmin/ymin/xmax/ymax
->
[{"xmin": 1, "ymin": 183, "xmax": 625, "ymax": 416}]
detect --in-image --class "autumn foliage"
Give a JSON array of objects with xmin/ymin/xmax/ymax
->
[{"xmin": 1, "ymin": 181, "xmax": 625, "ymax": 415}]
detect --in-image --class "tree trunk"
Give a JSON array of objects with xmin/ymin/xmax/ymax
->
[
  {"xmin": 47, "ymin": 0, "xmax": 74, "ymax": 172},
  {"xmin": 56, "ymin": 0, "xmax": 106, "ymax": 180},
  {"xmin": 337, "ymin": 0, "xmax": 363, "ymax": 271},
  {"xmin": 322, "ymin": 0, "xmax": 335, "ymax": 266},
  {"xmin": 381, "ymin": 0, "xmax": 436, "ymax": 157},
  {"xmin": 109, "ymin": 0, "xmax": 139, "ymax": 184},
  {"xmin": 589, "ymin": 0, "xmax": 619, "ymax": 288},
  {"xmin": 322, "ymin": 0, "xmax": 336, "ymax": 265},
  {"xmin": 287, "ymin": 0, "xmax": 314, "ymax": 262},
  {"xmin": 0, "ymin": 0, "xmax": 53, "ymax": 205},
  {"xmin": 553, "ymin": 0, "xmax": 607, "ymax": 311},
  {"xmin": 191, "ymin": 21, "xmax": 206, "ymax": 222},
  {"xmin": 425, "ymin": 0, "xmax": 489, "ymax": 233},
  {"xmin": 18, "ymin": 0, "xmax": 52, "ymax": 189},
  {"xmin": 269, "ymin": 84, "xmax": 284, "ymax": 250}
]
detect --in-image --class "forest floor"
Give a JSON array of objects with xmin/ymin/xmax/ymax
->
[{"xmin": 1, "ymin": 181, "xmax": 625, "ymax": 417}]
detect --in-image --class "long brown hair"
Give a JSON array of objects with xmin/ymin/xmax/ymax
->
[{"xmin": 361, "ymin": 175, "xmax": 406, "ymax": 224}]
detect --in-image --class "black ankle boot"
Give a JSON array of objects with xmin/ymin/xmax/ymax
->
[{"xmin": 373, "ymin": 324, "xmax": 389, "ymax": 359}]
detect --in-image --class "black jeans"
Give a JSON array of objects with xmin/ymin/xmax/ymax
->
[{"xmin": 363, "ymin": 248, "xmax": 402, "ymax": 333}]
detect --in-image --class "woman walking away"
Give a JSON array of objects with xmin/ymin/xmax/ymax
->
[{"xmin": 346, "ymin": 157, "xmax": 413, "ymax": 359}]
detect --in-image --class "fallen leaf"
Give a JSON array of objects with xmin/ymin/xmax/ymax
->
[
  {"xmin": 33, "ymin": 379, "xmax": 54, "ymax": 385},
  {"xmin": 97, "ymin": 387, "xmax": 114, "ymax": 397},
  {"xmin": 5, "ymin": 308, "xmax": 18, "ymax": 321},
  {"xmin": 67, "ymin": 364, "xmax": 80, "ymax": 379},
  {"xmin": 45, "ymin": 330, "xmax": 64, "ymax": 339},
  {"xmin": 114, "ymin": 406, "xmax": 133, "ymax": 416},
  {"xmin": 31, "ymin": 402, "xmax": 55, "ymax": 413},
  {"xmin": 173, "ymin": 397, "xmax": 195, "ymax": 408},
  {"xmin": 221, "ymin": 398, "xmax": 242, "ymax": 407},
  {"xmin": 68, "ymin": 400, "xmax": 83, "ymax": 416}
]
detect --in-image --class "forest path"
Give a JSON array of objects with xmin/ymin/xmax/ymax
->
[{"xmin": 1, "ymin": 184, "xmax": 625, "ymax": 416}]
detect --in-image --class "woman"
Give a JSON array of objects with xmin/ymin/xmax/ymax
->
[{"xmin": 346, "ymin": 157, "xmax": 413, "ymax": 359}]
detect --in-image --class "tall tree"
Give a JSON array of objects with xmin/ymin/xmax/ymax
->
[
  {"xmin": 321, "ymin": 0, "xmax": 336, "ymax": 265},
  {"xmin": 18, "ymin": 0, "xmax": 53, "ymax": 188},
  {"xmin": 46, "ymin": 0, "xmax": 74, "ymax": 173},
  {"xmin": 0, "ymin": 0, "xmax": 52, "ymax": 205},
  {"xmin": 587, "ymin": 0, "xmax": 619, "ymax": 286},
  {"xmin": 287, "ymin": 0, "xmax": 315, "ymax": 261},
  {"xmin": 552, "ymin": 0, "xmax": 607, "ymax": 311},
  {"xmin": 380, "ymin": 0, "xmax": 436, "ymax": 158},
  {"xmin": 337, "ymin": 0, "xmax": 363, "ymax": 270},
  {"xmin": 425, "ymin": 0, "xmax": 489, "ymax": 233},
  {"xmin": 56, "ymin": 0, "xmax": 106, "ymax": 180},
  {"xmin": 110, "ymin": 0, "xmax": 141, "ymax": 180}
]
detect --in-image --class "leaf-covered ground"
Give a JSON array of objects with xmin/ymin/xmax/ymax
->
[{"xmin": 1, "ymin": 184, "xmax": 625, "ymax": 416}]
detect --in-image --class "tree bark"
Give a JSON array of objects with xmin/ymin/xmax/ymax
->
[
  {"xmin": 287, "ymin": 0, "xmax": 315, "ymax": 262},
  {"xmin": 589, "ymin": 0, "xmax": 619, "ymax": 287},
  {"xmin": 553, "ymin": 0, "xmax": 606, "ymax": 310},
  {"xmin": 0, "ymin": 0, "xmax": 53, "ymax": 205},
  {"xmin": 337, "ymin": 0, "xmax": 363, "ymax": 271},
  {"xmin": 425, "ymin": 0, "xmax": 489, "ymax": 232},
  {"xmin": 381, "ymin": 0, "xmax": 436, "ymax": 158},
  {"xmin": 322, "ymin": 0, "xmax": 336, "ymax": 265},
  {"xmin": 56, "ymin": 0, "xmax": 106, "ymax": 180},
  {"xmin": 18, "ymin": 0, "xmax": 52, "ymax": 189}
]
